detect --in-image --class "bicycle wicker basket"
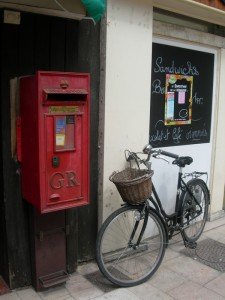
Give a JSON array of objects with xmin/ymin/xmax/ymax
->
[{"xmin": 109, "ymin": 168, "xmax": 154, "ymax": 205}]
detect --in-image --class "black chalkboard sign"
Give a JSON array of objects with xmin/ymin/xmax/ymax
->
[{"xmin": 149, "ymin": 43, "xmax": 215, "ymax": 147}]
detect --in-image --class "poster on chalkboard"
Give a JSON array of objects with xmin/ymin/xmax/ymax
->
[
  {"xmin": 149, "ymin": 42, "xmax": 214, "ymax": 148},
  {"xmin": 165, "ymin": 74, "xmax": 193, "ymax": 126}
]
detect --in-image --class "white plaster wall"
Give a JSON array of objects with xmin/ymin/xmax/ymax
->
[
  {"xmin": 150, "ymin": 26, "xmax": 225, "ymax": 219},
  {"xmin": 103, "ymin": 0, "xmax": 153, "ymax": 220},
  {"xmin": 102, "ymin": 0, "xmax": 225, "ymax": 223},
  {"xmin": 210, "ymin": 48, "xmax": 225, "ymax": 218}
]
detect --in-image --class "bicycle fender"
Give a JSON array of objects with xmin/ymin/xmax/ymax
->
[
  {"xmin": 182, "ymin": 178, "xmax": 210, "ymax": 204},
  {"xmin": 197, "ymin": 179, "xmax": 210, "ymax": 204},
  {"xmin": 178, "ymin": 178, "xmax": 210, "ymax": 221}
]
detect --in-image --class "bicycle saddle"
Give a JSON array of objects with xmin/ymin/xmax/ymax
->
[{"xmin": 172, "ymin": 156, "xmax": 193, "ymax": 167}]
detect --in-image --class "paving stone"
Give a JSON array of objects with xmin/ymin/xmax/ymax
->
[
  {"xmin": 0, "ymin": 292, "xmax": 20, "ymax": 300},
  {"xmin": 77, "ymin": 262, "xmax": 99, "ymax": 276},
  {"xmin": 167, "ymin": 240, "xmax": 186, "ymax": 253},
  {"xmin": 93, "ymin": 288, "xmax": 141, "ymax": 300},
  {"xmin": 71, "ymin": 287, "xmax": 103, "ymax": 300},
  {"xmin": 3, "ymin": 216, "xmax": 225, "ymax": 300},
  {"xmin": 38, "ymin": 285, "xmax": 70, "ymax": 300},
  {"xmin": 163, "ymin": 247, "xmax": 182, "ymax": 262},
  {"xmin": 149, "ymin": 266, "xmax": 186, "ymax": 292},
  {"xmin": 163, "ymin": 253, "xmax": 221, "ymax": 285},
  {"xmin": 66, "ymin": 275, "xmax": 95, "ymax": 292},
  {"xmin": 128, "ymin": 282, "xmax": 174, "ymax": 300},
  {"xmin": 205, "ymin": 273, "xmax": 225, "ymax": 297},
  {"xmin": 16, "ymin": 287, "xmax": 42, "ymax": 299},
  {"xmin": 168, "ymin": 280, "xmax": 225, "ymax": 300},
  {"xmin": 205, "ymin": 219, "xmax": 225, "ymax": 231},
  {"xmin": 203, "ymin": 229, "xmax": 225, "ymax": 243}
]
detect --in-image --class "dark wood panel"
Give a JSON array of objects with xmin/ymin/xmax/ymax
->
[
  {"xmin": 65, "ymin": 20, "xmax": 79, "ymax": 71},
  {"xmin": 0, "ymin": 11, "xmax": 5, "ymax": 280},
  {"xmin": 66, "ymin": 208, "xmax": 78, "ymax": 273},
  {"xmin": 34, "ymin": 15, "xmax": 51, "ymax": 71},
  {"xmin": 0, "ymin": 10, "xmax": 9, "ymax": 284},
  {"xmin": 0, "ymin": 11, "xmax": 99, "ymax": 288},
  {"xmin": 0, "ymin": 13, "xmax": 31, "ymax": 288},
  {"xmin": 50, "ymin": 17, "xmax": 66, "ymax": 71},
  {"xmin": 76, "ymin": 19, "xmax": 100, "ymax": 261},
  {"xmin": 18, "ymin": 13, "xmax": 35, "ymax": 75}
]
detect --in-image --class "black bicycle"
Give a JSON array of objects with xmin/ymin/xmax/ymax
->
[{"xmin": 96, "ymin": 144, "xmax": 210, "ymax": 287}]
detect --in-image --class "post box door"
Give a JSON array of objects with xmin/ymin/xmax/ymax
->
[{"xmin": 45, "ymin": 113, "xmax": 87, "ymax": 209}]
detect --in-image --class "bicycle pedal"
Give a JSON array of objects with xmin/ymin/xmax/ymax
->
[{"xmin": 185, "ymin": 241, "xmax": 197, "ymax": 249}]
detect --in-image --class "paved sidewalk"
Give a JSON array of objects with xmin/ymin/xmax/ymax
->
[{"xmin": 2, "ymin": 216, "xmax": 225, "ymax": 300}]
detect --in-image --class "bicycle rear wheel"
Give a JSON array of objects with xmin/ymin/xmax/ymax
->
[
  {"xmin": 180, "ymin": 179, "xmax": 209, "ymax": 242},
  {"xmin": 96, "ymin": 205, "xmax": 166, "ymax": 287}
]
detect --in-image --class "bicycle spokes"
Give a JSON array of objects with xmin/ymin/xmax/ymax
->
[
  {"xmin": 180, "ymin": 179, "xmax": 209, "ymax": 244},
  {"xmin": 96, "ymin": 206, "xmax": 166, "ymax": 286}
]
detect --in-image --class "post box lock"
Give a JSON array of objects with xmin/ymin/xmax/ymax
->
[{"xmin": 52, "ymin": 156, "xmax": 60, "ymax": 167}]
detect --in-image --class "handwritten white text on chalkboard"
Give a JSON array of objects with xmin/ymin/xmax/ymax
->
[
  {"xmin": 193, "ymin": 92, "xmax": 204, "ymax": 105},
  {"xmin": 154, "ymin": 57, "xmax": 199, "ymax": 76},
  {"xmin": 186, "ymin": 129, "xmax": 208, "ymax": 141},
  {"xmin": 152, "ymin": 79, "xmax": 165, "ymax": 94},
  {"xmin": 150, "ymin": 121, "xmax": 208, "ymax": 144}
]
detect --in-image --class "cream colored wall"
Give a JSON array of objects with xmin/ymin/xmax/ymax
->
[
  {"xmin": 102, "ymin": 0, "xmax": 153, "ymax": 220},
  {"xmin": 102, "ymin": 0, "xmax": 225, "ymax": 223},
  {"xmin": 152, "ymin": 20, "xmax": 225, "ymax": 220},
  {"xmin": 210, "ymin": 48, "xmax": 225, "ymax": 219}
]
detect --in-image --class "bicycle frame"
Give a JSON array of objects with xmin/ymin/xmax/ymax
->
[
  {"xmin": 96, "ymin": 145, "xmax": 210, "ymax": 287},
  {"xmin": 128, "ymin": 205, "xmax": 149, "ymax": 249},
  {"xmin": 120, "ymin": 146, "xmax": 208, "ymax": 249},
  {"xmin": 149, "ymin": 167, "xmax": 203, "ymax": 239}
]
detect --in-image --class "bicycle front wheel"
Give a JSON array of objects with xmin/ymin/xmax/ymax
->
[
  {"xmin": 180, "ymin": 179, "xmax": 209, "ymax": 242},
  {"xmin": 96, "ymin": 205, "xmax": 166, "ymax": 287}
]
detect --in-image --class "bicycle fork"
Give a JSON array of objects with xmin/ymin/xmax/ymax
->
[{"xmin": 128, "ymin": 205, "xmax": 149, "ymax": 249}]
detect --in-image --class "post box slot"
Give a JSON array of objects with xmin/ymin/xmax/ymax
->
[
  {"xmin": 46, "ymin": 94, "xmax": 87, "ymax": 101},
  {"xmin": 43, "ymin": 88, "xmax": 88, "ymax": 103}
]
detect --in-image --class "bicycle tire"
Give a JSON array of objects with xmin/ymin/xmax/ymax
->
[
  {"xmin": 179, "ymin": 178, "xmax": 209, "ymax": 242},
  {"xmin": 96, "ymin": 205, "xmax": 166, "ymax": 287}
]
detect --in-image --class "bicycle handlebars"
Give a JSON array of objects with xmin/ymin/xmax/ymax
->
[
  {"xmin": 126, "ymin": 144, "xmax": 179, "ymax": 166},
  {"xmin": 152, "ymin": 149, "xmax": 179, "ymax": 159},
  {"xmin": 126, "ymin": 144, "xmax": 196, "ymax": 169},
  {"xmin": 142, "ymin": 144, "xmax": 179, "ymax": 159}
]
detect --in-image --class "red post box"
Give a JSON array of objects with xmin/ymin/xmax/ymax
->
[{"xmin": 18, "ymin": 71, "xmax": 90, "ymax": 213}]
